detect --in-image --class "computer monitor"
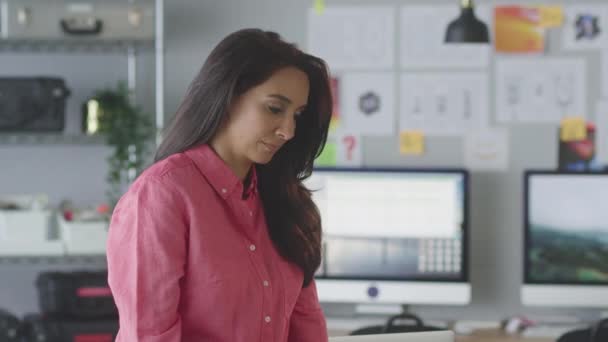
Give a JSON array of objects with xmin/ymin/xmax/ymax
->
[
  {"xmin": 306, "ymin": 168, "xmax": 470, "ymax": 306},
  {"xmin": 522, "ymin": 171, "xmax": 608, "ymax": 307}
]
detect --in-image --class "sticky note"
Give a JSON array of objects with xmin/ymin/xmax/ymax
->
[
  {"xmin": 560, "ymin": 117, "xmax": 587, "ymax": 141},
  {"xmin": 538, "ymin": 5, "xmax": 564, "ymax": 28},
  {"xmin": 313, "ymin": 0, "xmax": 325, "ymax": 15},
  {"xmin": 399, "ymin": 131, "xmax": 425, "ymax": 155},
  {"xmin": 315, "ymin": 142, "xmax": 336, "ymax": 166}
]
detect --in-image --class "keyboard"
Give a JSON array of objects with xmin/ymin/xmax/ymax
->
[{"xmin": 522, "ymin": 324, "xmax": 589, "ymax": 339}]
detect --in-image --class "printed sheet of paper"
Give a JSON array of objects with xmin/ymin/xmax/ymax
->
[
  {"xmin": 596, "ymin": 101, "xmax": 608, "ymax": 165},
  {"xmin": 464, "ymin": 129, "xmax": 510, "ymax": 171},
  {"xmin": 340, "ymin": 72, "xmax": 395, "ymax": 136},
  {"xmin": 562, "ymin": 4, "xmax": 608, "ymax": 50},
  {"xmin": 307, "ymin": 6, "xmax": 395, "ymax": 70},
  {"xmin": 602, "ymin": 50, "xmax": 608, "ymax": 98},
  {"xmin": 400, "ymin": 4, "xmax": 491, "ymax": 69},
  {"xmin": 495, "ymin": 58, "xmax": 586, "ymax": 123},
  {"xmin": 399, "ymin": 72, "xmax": 489, "ymax": 136}
]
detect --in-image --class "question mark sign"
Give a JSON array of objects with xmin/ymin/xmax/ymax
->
[{"xmin": 342, "ymin": 135, "xmax": 356, "ymax": 161}]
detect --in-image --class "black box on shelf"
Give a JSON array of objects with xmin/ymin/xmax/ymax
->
[
  {"xmin": 0, "ymin": 309, "xmax": 21, "ymax": 342},
  {"xmin": 0, "ymin": 77, "xmax": 70, "ymax": 132},
  {"xmin": 22, "ymin": 314, "xmax": 118, "ymax": 342},
  {"xmin": 36, "ymin": 271, "xmax": 117, "ymax": 319}
]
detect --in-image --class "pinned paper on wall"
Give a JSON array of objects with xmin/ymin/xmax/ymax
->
[
  {"xmin": 400, "ymin": 5, "xmax": 491, "ymax": 69},
  {"xmin": 495, "ymin": 58, "xmax": 586, "ymax": 123},
  {"xmin": 596, "ymin": 101, "xmax": 608, "ymax": 165},
  {"xmin": 560, "ymin": 117, "xmax": 587, "ymax": 142},
  {"xmin": 315, "ymin": 141, "xmax": 337, "ymax": 167},
  {"xmin": 340, "ymin": 72, "xmax": 395, "ymax": 136},
  {"xmin": 336, "ymin": 133, "xmax": 363, "ymax": 166},
  {"xmin": 602, "ymin": 50, "xmax": 608, "ymax": 98},
  {"xmin": 399, "ymin": 131, "xmax": 425, "ymax": 155},
  {"xmin": 399, "ymin": 72, "xmax": 488, "ymax": 136},
  {"xmin": 307, "ymin": 6, "xmax": 395, "ymax": 70},
  {"xmin": 538, "ymin": 5, "xmax": 564, "ymax": 28},
  {"xmin": 313, "ymin": 0, "xmax": 325, "ymax": 14},
  {"xmin": 562, "ymin": 5, "xmax": 608, "ymax": 50},
  {"xmin": 464, "ymin": 129, "xmax": 510, "ymax": 171}
]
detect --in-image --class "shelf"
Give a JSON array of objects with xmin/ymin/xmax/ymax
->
[
  {"xmin": 0, "ymin": 39, "xmax": 154, "ymax": 53},
  {"xmin": 0, "ymin": 133, "xmax": 105, "ymax": 145},
  {"xmin": 0, "ymin": 255, "xmax": 107, "ymax": 266}
]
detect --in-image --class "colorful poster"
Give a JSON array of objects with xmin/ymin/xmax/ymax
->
[
  {"xmin": 558, "ymin": 123, "xmax": 602, "ymax": 171},
  {"xmin": 494, "ymin": 6, "xmax": 545, "ymax": 54},
  {"xmin": 329, "ymin": 76, "xmax": 340, "ymax": 131}
]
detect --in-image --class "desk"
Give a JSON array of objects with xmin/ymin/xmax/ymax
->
[
  {"xmin": 329, "ymin": 328, "xmax": 554, "ymax": 342},
  {"xmin": 455, "ymin": 329, "xmax": 553, "ymax": 342}
]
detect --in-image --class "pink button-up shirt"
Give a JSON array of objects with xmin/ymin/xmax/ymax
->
[{"xmin": 107, "ymin": 144, "xmax": 328, "ymax": 342}]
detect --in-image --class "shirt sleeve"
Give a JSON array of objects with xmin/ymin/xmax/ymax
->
[
  {"xmin": 287, "ymin": 279, "xmax": 329, "ymax": 342},
  {"xmin": 107, "ymin": 176, "xmax": 187, "ymax": 341}
]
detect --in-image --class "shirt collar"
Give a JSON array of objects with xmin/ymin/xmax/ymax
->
[{"xmin": 184, "ymin": 144, "xmax": 257, "ymax": 200}]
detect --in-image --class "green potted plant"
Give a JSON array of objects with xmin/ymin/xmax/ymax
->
[{"xmin": 83, "ymin": 82, "xmax": 155, "ymax": 210}]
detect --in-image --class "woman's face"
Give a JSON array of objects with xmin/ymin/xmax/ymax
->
[{"xmin": 212, "ymin": 66, "xmax": 310, "ymax": 174}]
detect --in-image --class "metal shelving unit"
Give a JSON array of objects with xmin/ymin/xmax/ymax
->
[
  {"xmin": 0, "ymin": 255, "xmax": 107, "ymax": 266},
  {"xmin": 0, "ymin": 133, "xmax": 105, "ymax": 145},
  {"xmin": 0, "ymin": 0, "xmax": 165, "ymax": 147},
  {"xmin": 0, "ymin": 0, "xmax": 165, "ymax": 263}
]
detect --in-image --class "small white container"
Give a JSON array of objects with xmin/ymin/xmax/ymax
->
[
  {"xmin": 58, "ymin": 214, "xmax": 108, "ymax": 255},
  {"xmin": 0, "ymin": 210, "xmax": 53, "ymax": 243},
  {"xmin": 0, "ymin": 240, "xmax": 64, "ymax": 257}
]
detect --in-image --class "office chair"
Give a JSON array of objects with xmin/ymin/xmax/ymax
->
[
  {"xmin": 557, "ymin": 318, "xmax": 608, "ymax": 342},
  {"xmin": 350, "ymin": 313, "xmax": 445, "ymax": 335}
]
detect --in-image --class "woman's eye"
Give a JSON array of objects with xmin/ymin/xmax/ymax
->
[{"xmin": 268, "ymin": 106, "xmax": 283, "ymax": 114}]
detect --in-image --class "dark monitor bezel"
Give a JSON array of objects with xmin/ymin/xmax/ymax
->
[{"xmin": 523, "ymin": 170, "xmax": 608, "ymax": 286}]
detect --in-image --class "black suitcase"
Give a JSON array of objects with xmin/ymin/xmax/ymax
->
[
  {"xmin": 0, "ymin": 309, "xmax": 20, "ymax": 342},
  {"xmin": 22, "ymin": 315, "xmax": 118, "ymax": 342},
  {"xmin": 0, "ymin": 77, "xmax": 70, "ymax": 132},
  {"xmin": 36, "ymin": 271, "xmax": 117, "ymax": 319}
]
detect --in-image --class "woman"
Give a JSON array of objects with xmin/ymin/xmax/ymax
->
[{"xmin": 107, "ymin": 28, "xmax": 332, "ymax": 342}]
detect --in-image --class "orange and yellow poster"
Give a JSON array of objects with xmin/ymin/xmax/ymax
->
[{"xmin": 494, "ymin": 6, "xmax": 545, "ymax": 53}]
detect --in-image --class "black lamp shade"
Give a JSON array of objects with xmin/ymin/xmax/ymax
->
[{"xmin": 445, "ymin": 8, "xmax": 490, "ymax": 43}]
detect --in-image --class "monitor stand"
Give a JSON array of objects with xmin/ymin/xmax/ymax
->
[{"xmin": 354, "ymin": 303, "xmax": 407, "ymax": 316}]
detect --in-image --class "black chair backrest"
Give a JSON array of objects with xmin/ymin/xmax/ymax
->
[
  {"xmin": 558, "ymin": 318, "xmax": 608, "ymax": 342},
  {"xmin": 350, "ymin": 313, "xmax": 445, "ymax": 336}
]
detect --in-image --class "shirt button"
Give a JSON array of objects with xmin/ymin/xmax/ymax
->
[
  {"xmin": 264, "ymin": 316, "xmax": 271, "ymax": 323},
  {"xmin": 263, "ymin": 280, "xmax": 269, "ymax": 287},
  {"xmin": 221, "ymin": 188, "xmax": 227, "ymax": 194},
  {"xmin": 249, "ymin": 244, "xmax": 256, "ymax": 251},
  {"xmin": 249, "ymin": 211, "xmax": 253, "ymax": 217}
]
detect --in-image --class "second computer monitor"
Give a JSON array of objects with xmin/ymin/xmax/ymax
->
[{"xmin": 523, "ymin": 171, "xmax": 608, "ymax": 307}]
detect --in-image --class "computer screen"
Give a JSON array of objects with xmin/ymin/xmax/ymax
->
[
  {"xmin": 306, "ymin": 168, "xmax": 470, "ymax": 306},
  {"xmin": 522, "ymin": 171, "xmax": 608, "ymax": 307}
]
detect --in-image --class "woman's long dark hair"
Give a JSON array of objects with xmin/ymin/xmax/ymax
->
[{"xmin": 155, "ymin": 29, "xmax": 332, "ymax": 287}]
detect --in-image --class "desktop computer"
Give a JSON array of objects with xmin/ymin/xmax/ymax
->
[
  {"xmin": 522, "ymin": 171, "xmax": 608, "ymax": 308},
  {"xmin": 305, "ymin": 168, "xmax": 470, "ymax": 307}
]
